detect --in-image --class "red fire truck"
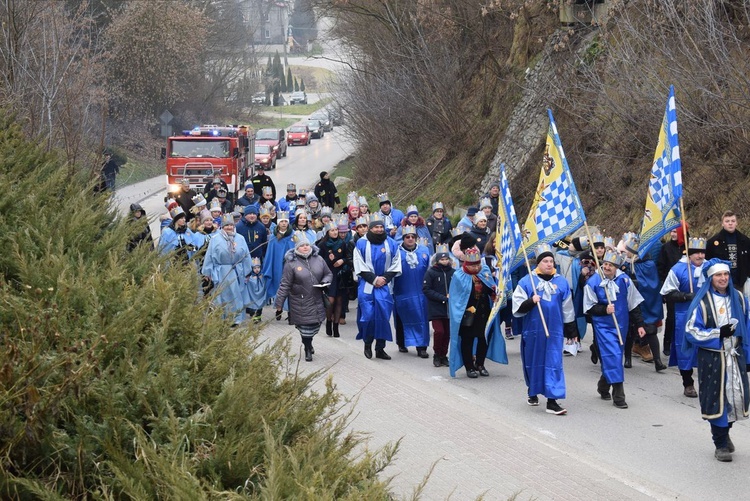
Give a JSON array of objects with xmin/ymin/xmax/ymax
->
[{"xmin": 165, "ymin": 125, "xmax": 254, "ymax": 197}]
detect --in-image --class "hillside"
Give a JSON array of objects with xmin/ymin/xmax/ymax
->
[{"xmin": 328, "ymin": 0, "xmax": 750, "ymax": 238}]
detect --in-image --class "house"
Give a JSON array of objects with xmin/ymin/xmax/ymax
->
[{"xmin": 244, "ymin": 0, "xmax": 291, "ymax": 45}]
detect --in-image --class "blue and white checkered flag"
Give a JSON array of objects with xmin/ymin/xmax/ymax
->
[
  {"xmin": 496, "ymin": 164, "xmax": 523, "ymax": 304},
  {"xmin": 638, "ymin": 85, "xmax": 682, "ymax": 259}
]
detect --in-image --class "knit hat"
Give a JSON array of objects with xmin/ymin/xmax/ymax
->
[
  {"xmin": 474, "ymin": 212, "xmax": 487, "ymax": 223},
  {"xmin": 369, "ymin": 213, "xmax": 385, "ymax": 229},
  {"xmin": 535, "ymin": 243, "xmax": 555, "ymax": 262},
  {"xmin": 467, "ymin": 207, "xmax": 479, "ymax": 217},
  {"xmin": 244, "ymin": 181, "xmax": 253, "ymax": 190},
  {"xmin": 706, "ymin": 261, "xmax": 730, "ymax": 277},
  {"xmin": 199, "ymin": 209, "xmax": 212, "ymax": 222},
  {"xmin": 244, "ymin": 205, "xmax": 259, "ymax": 215}
]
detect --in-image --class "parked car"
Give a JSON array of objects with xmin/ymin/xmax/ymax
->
[
  {"xmin": 288, "ymin": 123, "xmax": 311, "ymax": 146},
  {"xmin": 290, "ymin": 91, "xmax": 307, "ymax": 105},
  {"xmin": 305, "ymin": 119, "xmax": 324, "ymax": 139},
  {"xmin": 309, "ymin": 111, "xmax": 332, "ymax": 132},
  {"xmin": 254, "ymin": 144, "xmax": 277, "ymax": 170},
  {"xmin": 255, "ymin": 128, "xmax": 287, "ymax": 158},
  {"xmin": 251, "ymin": 92, "xmax": 266, "ymax": 105},
  {"xmin": 326, "ymin": 105, "xmax": 344, "ymax": 126}
]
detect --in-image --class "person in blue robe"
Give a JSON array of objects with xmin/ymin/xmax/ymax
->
[
  {"xmin": 660, "ymin": 238, "xmax": 707, "ymax": 398},
  {"xmin": 375, "ymin": 193, "xmax": 405, "ymax": 238},
  {"xmin": 448, "ymin": 247, "xmax": 507, "ymax": 379},
  {"xmin": 201, "ymin": 215, "xmax": 253, "ymax": 325},
  {"xmin": 262, "ymin": 212, "xmax": 294, "ymax": 304},
  {"xmin": 277, "ymin": 183, "xmax": 298, "ymax": 213},
  {"xmin": 158, "ymin": 207, "xmax": 199, "ymax": 263},
  {"xmin": 392, "ymin": 226, "xmax": 431, "ymax": 357},
  {"xmin": 394, "ymin": 206, "xmax": 433, "ymax": 249},
  {"xmin": 245, "ymin": 257, "xmax": 266, "ymax": 323},
  {"xmin": 684, "ymin": 258, "xmax": 750, "ymax": 462},
  {"xmin": 512, "ymin": 244, "xmax": 578, "ymax": 415},
  {"xmin": 584, "ymin": 249, "xmax": 645, "ymax": 409},
  {"xmin": 620, "ymin": 233, "xmax": 666, "ymax": 371},
  {"xmin": 353, "ymin": 215, "xmax": 402, "ymax": 360}
]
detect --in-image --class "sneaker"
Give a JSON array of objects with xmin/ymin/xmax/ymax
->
[
  {"xmin": 613, "ymin": 400, "xmax": 629, "ymax": 409},
  {"xmin": 715, "ymin": 447, "xmax": 733, "ymax": 462},
  {"xmin": 598, "ymin": 391, "xmax": 612, "ymax": 401},
  {"xmin": 684, "ymin": 385, "xmax": 698, "ymax": 398},
  {"xmin": 417, "ymin": 348, "xmax": 429, "ymax": 359},
  {"xmin": 505, "ymin": 327, "xmax": 515, "ymax": 340},
  {"xmin": 466, "ymin": 369, "xmax": 479, "ymax": 378},
  {"xmin": 727, "ymin": 436, "xmax": 735, "ymax": 453},
  {"xmin": 546, "ymin": 400, "xmax": 567, "ymax": 415},
  {"xmin": 527, "ymin": 396, "xmax": 539, "ymax": 406},
  {"xmin": 398, "ymin": 346, "xmax": 408, "ymax": 353}
]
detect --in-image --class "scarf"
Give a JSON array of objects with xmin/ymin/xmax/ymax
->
[
  {"xmin": 534, "ymin": 272, "xmax": 556, "ymax": 301},
  {"xmin": 295, "ymin": 246, "xmax": 312, "ymax": 258},
  {"xmin": 367, "ymin": 231, "xmax": 387, "ymax": 245},
  {"xmin": 220, "ymin": 229, "xmax": 236, "ymax": 255},
  {"xmin": 600, "ymin": 276, "xmax": 620, "ymax": 301},
  {"xmin": 403, "ymin": 244, "xmax": 418, "ymax": 268}
]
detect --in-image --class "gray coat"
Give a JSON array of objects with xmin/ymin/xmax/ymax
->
[{"xmin": 274, "ymin": 247, "xmax": 333, "ymax": 325}]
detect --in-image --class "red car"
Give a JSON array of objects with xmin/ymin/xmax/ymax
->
[
  {"xmin": 255, "ymin": 128, "xmax": 287, "ymax": 158},
  {"xmin": 254, "ymin": 144, "xmax": 277, "ymax": 170},
  {"xmin": 287, "ymin": 123, "xmax": 311, "ymax": 146}
]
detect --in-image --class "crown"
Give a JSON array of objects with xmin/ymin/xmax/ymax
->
[
  {"xmin": 603, "ymin": 249, "xmax": 624, "ymax": 267},
  {"xmin": 324, "ymin": 221, "xmax": 337, "ymax": 233},
  {"xmin": 432, "ymin": 201, "xmax": 445, "ymax": 211},
  {"xmin": 277, "ymin": 211, "xmax": 289, "ymax": 221},
  {"xmin": 262, "ymin": 186, "xmax": 273, "ymax": 195},
  {"xmin": 169, "ymin": 206, "xmax": 185, "ymax": 219},
  {"xmin": 604, "ymin": 236, "xmax": 616, "ymax": 249},
  {"xmin": 295, "ymin": 208, "xmax": 307, "ymax": 217},
  {"xmin": 251, "ymin": 257, "xmax": 261, "ymax": 267},
  {"xmin": 535, "ymin": 243, "xmax": 554, "ymax": 259},
  {"xmin": 450, "ymin": 227, "xmax": 465, "ymax": 237},
  {"xmin": 191, "ymin": 194, "xmax": 206, "ymax": 206},
  {"xmin": 688, "ymin": 237, "xmax": 707, "ymax": 251},
  {"xmin": 220, "ymin": 214, "xmax": 235, "ymax": 227},
  {"xmin": 259, "ymin": 205, "xmax": 271, "ymax": 217},
  {"xmin": 402, "ymin": 225, "xmax": 417, "ymax": 236},
  {"xmin": 286, "ymin": 183, "xmax": 296, "ymax": 191},
  {"xmin": 292, "ymin": 230, "xmax": 310, "ymax": 244},
  {"xmin": 622, "ymin": 232, "xmax": 640, "ymax": 254},
  {"xmin": 209, "ymin": 199, "xmax": 222, "ymax": 212},
  {"xmin": 417, "ymin": 237, "xmax": 430, "ymax": 247},
  {"xmin": 355, "ymin": 216, "xmax": 369, "ymax": 227},
  {"xmin": 377, "ymin": 192, "xmax": 390, "ymax": 203},
  {"xmin": 321, "ymin": 206, "xmax": 333, "ymax": 217},
  {"xmin": 435, "ymin": 244, "xmax": 449, "ymax": 254},
  {"xmin": 369, "ymin": 213, "xmax": 384, "ymax": 225},
  {"xmin": 298, "ymin": 188, "xmax": 307, "ymax": 197},
  {"xmin": 591, "ymin": 233, "xmax": 605, "ymax": 245},
  {"xmin": 233, "ymin": 205, "xmax": 243, "ymax": 214},
  {"xmin": 406, "ymin": 204, "xmax": 418, "ymax": 215},
  {"xmin": 358, "ymin": 195, "xmax": 369, "ymax": 206},
  {"xmin": 479, "ymin": 197, "xmax": 492, "ymax": 209},
  {"xmin": 464, "ymin": 247, "xmax": 482, "ymax": 263}
]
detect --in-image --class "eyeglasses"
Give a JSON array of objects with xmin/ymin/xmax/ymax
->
[{"xmin": 403, "ymin": 235, "xmax": 416, "ymax": 239}]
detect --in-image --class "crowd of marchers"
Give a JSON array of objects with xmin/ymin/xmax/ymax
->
[{"xmin": 125, "ymin": 171, "xmax": 750, "ymax": 464}]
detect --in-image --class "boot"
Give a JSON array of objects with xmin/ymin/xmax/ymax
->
[
  {"xmin": 332, "ymin": 323, "xmax": 340, "ymax": 338},
  {"xmin": 612, "ymin": 383, "xmax": 628, "ymax": 409},
  {"xmin": 590, "ymin": 342, "xmax": 599, "ymax": 365},
  {"xmin": 433, "ymin": 355, "xmax": 442, "ymax": 368},
  {"xmin": 624, "ymin": 354, "xmax": 632, "ymax": 369},
  {"xmin": 304, "ymin": 347, "xmax": 313, "ymax": 362},
  {"xmin": 597, "ymin": 375, "xmax": 611, "ymax": 400},
  {"xmin": 647, "ymin": 334, "xmax": 666, "ymax": 372},
  {"xmin": 326, "ymin": 320, "xmax": 333, "ymax": 336},
  {"xmin": 301, "ymin": 337, "xmax": 313, "ymax": 362}
]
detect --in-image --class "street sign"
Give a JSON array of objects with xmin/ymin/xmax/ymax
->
[{"xmin": 159, "ymin": 110, "xmax": 173, "ymax": 124}]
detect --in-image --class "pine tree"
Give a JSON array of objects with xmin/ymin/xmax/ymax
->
[
  {"xmin": 300, "ymin": 78, "xmax": 306, "ymax": 92},
  {"xmin": 286, "ymin": 67, "xmax": 293, "ymax": 92},
  {"xmin": 294, "ymin": 76, "xmax": 299, "ymax": 92}
]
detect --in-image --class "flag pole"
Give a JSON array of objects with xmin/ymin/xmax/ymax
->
[
  {"xmin": 680, "ymin": 198, "xmax": 692, "ymax": 293},
  {"xmin": 583, "ymin": 222, "xmax": 623, "ymax": 345},
  {"xmin": 520, "ymin": 242, "xmax": 550, "ymax": 338}
]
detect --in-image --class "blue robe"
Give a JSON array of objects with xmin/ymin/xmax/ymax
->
[
  {"xmin": 158, "ymin": 227, "xmax": 199, "ymax": 258},
  {"xmin": 353, "ymin": 236, "xmax": 402, "ymax": 342},
  {"xmin": 201, "ymin": 231, "xmax": 252, "ymax": 324},
  {"xmin": 393, "ymin": 244, "xmax": 431, "ymax": 347},
  {"xmin": 448, "ymin": 265, "xmax": 508, "ymax": 377},
  {"xmin": 512, "ymin": 272, "xmax": 574, "ymax": 399},
  {"xmin": 660, "ymin": 258, "xmax": 701, "ymax": 369},
  {"xmin": 584, "ymin": 271, "xmax": 643, "ymax": 384},
  {"xmin": 631, "ymin": 259, "xmax": 663, "ymax": 324},
  {"xmin": 262, "ymin": 231, "xmax": 294, "ymax": 301},
  {"xmin": 246, "ymin": 271, "xmax": 266, "ymax": 310},
  {"xmin": 395, "ymin": 224, "xmax": 433, "ymax": 248}
]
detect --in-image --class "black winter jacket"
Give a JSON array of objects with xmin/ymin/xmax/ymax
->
[{"xmin": 422, "ymin": 263, "xmax": 455, "ymax": 320}]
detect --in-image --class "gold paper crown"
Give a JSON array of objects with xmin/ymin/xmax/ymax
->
[
  {"xmin": 323, "ymin": 221, "xmax": 337, "ymax": 233},
  {"xmin": 535, "ymin": 243, "xmax": 554, "ymax": 259},
  {"xmin": 479, "ymin": 197, "xmax": 492, "ymax": 209},
  {"xmin": 321, "ymin": 206, "xmax": 333, "ymax": 217},
  {"xmin": 169, "ymin": 206, "xmax": 185, "ymax": 219},
  {"xmin": 592, "ymin": 233, "xmax": 604, "ymax": 245},
  {"xmin": 432, "ymin": 201, "xmax": 444, "ymax": 211},
  {"xmin": 417, "ymin": 237, "xmax": 430, "ymax": 247},
  {"xmin": 435, "ymin": 244, "xmax": 449, "ymax": 254},
  {"xmin": 406, "ymin": 205, "xmax": 419, "ymax": 215},
  {"xmin": 622, "ymin": 232, "xmax": 640, "ymax": 253},
  {"xmin": 688, "ymin": 237, "xmax": 707, "ymax": 251},
  {"xmin": 604, "ymin": 236, "xmax": 616, "ymax": 249},
  {"xmin": 209, "ymin": 199, "xmax": 222, "ymax": 212},
  {"xmin": 262, "ymin": 186, "xmax": 273, "ymax": 195},
  {"xmin": 358, "ymin": 195, "xmax": 369, "ymax": 207},
  {"xmin": 377, "ymin": 192, "xmax": 390, "ymax": 203},
  {"xmin": 464, "ymin": 248, "xmax": 482, "ymax": 263},
  {"xmin": 292, "ymin": 230, "xmax": 310, "ymax": 244},
  {"xmin": 259, "ymin": 206, "xmax": 271, "ymax": 217},
  {"xmin": 286, "ymin": 183, "xmax": 296, "ymax": 191},
  {"xmin": 402, "ymin": 225, "xmax": 417, "ymax": 236},
  {"xmin": 450, "ymin": 227, "xmax": 465, "ymax": 237},
  {"xmin": 603, "ymin": 249, "xmax": 625, "ymax": 267},
  {"xmin": 277, "ymin": 211, "xmax": 289, "ymax": 221},
  {"xmin": 191, "ymin": 193, "xmax": 206, "ymax": 206},
  {"xmin": 220, "ymin": 214, "xmax": 235, "ymax": 226},
  {"xmin": 355, "ymin": 216, "xmax": 369, "ymax": 227},
  {"xmin": 251, "ymin": 257, "xmax": 261, "ymax": 267},
  {"xmin": 369, "ymin": 213, "xmax": 384, "ymax": 225}
]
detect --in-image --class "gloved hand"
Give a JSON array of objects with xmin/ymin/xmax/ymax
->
[
  {"xmin": 719, "ymin": 323, "xmax": 735, "ymax": 339},
  {"xmin": 275, "ymin": 310, "xmax": 283, "ymax": 321},
  {"xmin": 680, "ymin": 292, "xmax": 695, "ymax": 302}
]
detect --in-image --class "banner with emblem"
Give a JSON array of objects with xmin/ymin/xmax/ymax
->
[
  {"xmin": 511, "ymin": 109, "xmax": 587, "ymax": 271},
  {"xmin": 637, "ymin": 85, "xmax": 683, "ymax": 259},
  {"xmin": 486, "ymin": 163, "xmax": 523, "ymax": 334}
]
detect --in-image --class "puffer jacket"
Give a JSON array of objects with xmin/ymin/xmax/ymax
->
[
  {"xmin": 274, "ymin": 246, "xmax": 333, "ymax": 326},
  {"xmin": 422, "ymin": 263, "xmax": 455, "ymax": 320}
]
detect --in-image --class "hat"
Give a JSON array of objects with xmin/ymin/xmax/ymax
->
[
  {"xmin": 259, "ymin": 205, "xmax": 271, "ymax": 217},
  {"xmin": 602, "ymin": 249, "xmax": 624, "ymax": 267},
  {"xmin": 535, "ymin": 243, "xmax": 555, "ymax": 262},
  {"xmin": 688, "ymin": 237, "xmax": 707, "ymax": 255},
  {"xmin": 320, "ymin": 171, "xmax": 328, "ymax": 179},
  {"xmin": 233, "ymin": 204, "xmax": 243, "ymax": 214},
  {"xmin": 604, "ymin": 236, "xmax": 616, "ymax": 249},
  {"xmin": 450, "ymin": 227, "xmax": 465, "ymax": 237},
  {"xmin": 591, "ymin": 233, "xmax": 605, "ymax": 247},
  {"xmin": 199, "ymin": 209, "xmax": 212, "ymax": 222},
  {"xmin": 463, "ymin": 247, "xmax": 482, "ymax": 263},
  {"xmin": 130, "ymin": 203, "xmax": 144, "ymax": 213},
  {"xmin": 406, "ymin": 205, "xmax": 419, "ymax": 217},
  {"xmin": 474, "ymin": 212, "xmax": 487, "ymax": 223},
  {"xmin": 706, "ymin": 261, "xmax": 730, "ymax": 277},
  {"xmin": 191, "ymin": 194, "xmax": 207, "ymax": 207},
  {"xmin": 305, "ymin": 192, "xmax": 318, "ymax": 202},
  {"xmin": 262, "ymin": 186, "xmax": 273, "ymax": 196},
  {"xmin": 292, "ymin": 230, "xmax": 310, "ymax": 248},
  {"xmin": 432, "ymin": 201, "xmax": 444, "ymax": 212},
  {"xmin": 358, "ymin": 195, "xmax": 369, "ymax": 207},
  {"xmin": 324, "ymin": 221, "xmax": 338, "ymax": 233},
  {"xmin": 209, "ymin": 199, "xmax": 222, "ymax": 213},
  {"xmin": 321, "ymin": 206, "xmax": 333, "ymax": 217},
  {"xmin": 286, "ymin": 183, "xmax": 297, "ymax": 192},
  {"xmin": 299, "ymin": 188, "xmax": 307, "ymax": 197},
  {"xmin": 217, "ymin": 188, "xmax": 228, "ymax": 198},
  {"xmin": 244, "ymin": 181, "xmax": 254, "ymax": 190},
  {"xmin": 570, "ymin": 236, "xmax": 590, "ymax": 252},
  {"xmin": 355, "ymin": 216, "xmax": 369, "ymax": 227},
  {"xmin": 244, "ymin": 205, "xmax": 258, "ymax": 215},
  {"xmin": 277, "ymin": 210, "xmax": 290, "ymax": 222},
  {"xmin": 335, "ymin": 214, "xmax": 349, "ymax": 231},
  {"xmin": 221, "ymin": 214, "xmax": 235, "ymax": 227},
  {"xmin": 180, "ymin": 178, "xmax": 190, "ymax": 186},
  {"xmin": 479, "ymin": 197, "xmax": 492, "ymax": 210},
  {"xmin": 369, "ymin": 213, "xmax": 385, "ymax": 228},
  {"xmin": 622, "ymin": 232, "xmax": 640, "ymax": 254},
  {"xmin": 170, "ymin": 206, "xmax": 186, "ymax": 220},
  {"xmin": 347, "ymin": 191, "xmax": 359, "ymax": 206},
  {"xmin": 251, "ymin": 257, "xmax": 261, "ymax": 267},
  {"xmin": 435, "ymin": 244, "xmax": 450, "ymax": 260},
  {"xmin": 402, "ymin": 225, "xmax": 417, "ymax": 236},
  {"xmin": 417, "ymin": 237, "xmax": 430, "ymax": 248},
  {"xmin": 377, "ymin": 193, "xmax": 390, "ymax": 205},
  {"xmin": 212, "ymin": 177, "xmax": 222, "ymax": 185},
  {"xmin": 467, "ymin": 207, "xmax": 479, "ymax": 217},
  {"xmin": 295, "ymin": 208, "xmax": 308, "ymax": 218}
]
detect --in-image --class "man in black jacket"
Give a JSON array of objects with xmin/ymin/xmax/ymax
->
[
  {"xmin": 314, "ymin": 171, "xmax": 340, "ymax": 209},
  {"xmin": 706, "ymin": 211, "xmax": 750, "ymax": 291}
]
